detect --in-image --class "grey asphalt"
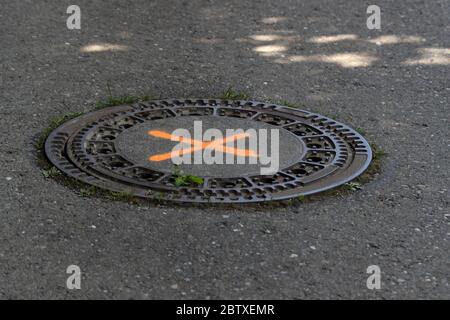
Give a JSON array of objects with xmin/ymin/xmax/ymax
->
[{"xmin": 0, "ymin": 0, "xmax": 449, "ymax": 299}]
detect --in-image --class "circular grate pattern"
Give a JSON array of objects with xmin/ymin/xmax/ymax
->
[{"xmin": 45, "ymin": 99, "xmax": 372, "ymax": 203}]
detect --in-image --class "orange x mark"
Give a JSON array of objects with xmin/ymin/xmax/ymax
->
[{"xmin": 148, "ymin": 130, "xmax": 259, "ymax": 162}]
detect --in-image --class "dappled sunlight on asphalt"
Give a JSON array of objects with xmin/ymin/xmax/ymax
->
[
  {"xmin": 308, "ymin": 34, "xmax": 425, "ymax": 45},
  {"xmin": 80, "ymin": 43, "xmax": 128, "ymax": 53},
  {"xmin": 244, "ymin": 20, "xmax": 448, "ymax": 68},
  {"xmin": 261, "ymin": 17, "xmax": 288, "ymax": 24},
  {"xmin": 250, "ymin": 34, "xmax": 298, "ymax": 42},
  {"xmin": 253, "ymin": 44, "xmax": 288, "ymax": 57},
  {"xmin": 403, "ymin": 48, "xmax": 450, "ymax": 66},
  {"xmin": 367, "ymin": 35, "xmax": 425, "ymax": 45},
  {"xmin": 308, "ymin": 34, "xmax": 359, "ymax": 44},
  {"xmin": 275, "ymin": 52, "xmax": 378, "ymax": 68}
]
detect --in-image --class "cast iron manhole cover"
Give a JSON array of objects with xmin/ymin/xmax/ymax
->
[{"xmin": 45, "ymin": 99, "xmax": 372, "ymax": 203}]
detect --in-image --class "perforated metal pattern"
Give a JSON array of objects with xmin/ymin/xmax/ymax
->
[{"xmin": 45, "ymin": 99, "xmax": 372, "ymax": 203}]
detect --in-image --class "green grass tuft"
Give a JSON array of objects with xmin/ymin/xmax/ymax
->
[
  {"xmin": 221, "ymin": 87, "xmax": 250, "ymax": 100},
  {"xmin": 95, "ymin": 82, "xmax": 154, "ymax": 109},
  {"xmin": 78, "ymin": 186, "xmax": 138, "ymax": 204},
  {"xmin": 343, "ymin": 182, "xmax": 363, "ymax": 192},
  {"xmin": 172, "ymin": 166, "xmax": 204, "ymax": 187},
  {"xmin": 279, "ymin": 100, "xmax": 305, "ymax": 109},
  {"xmin": 109, "ymin": 191, "xmax": 138, "ymax": 204},
  {"xmin": 355, "ymin": 127, "xmax": 367, "ymax": 135},
  {"xmin": 42, "ymin": 166, "xmax": 62, "ymax": 178},
  {"xmin": 79, "ymin": 186, "xmax": 101, "ymax": 198},
  {"xmin": 356, "ymin": 143, "xmax": 386, "ymax": 184}
]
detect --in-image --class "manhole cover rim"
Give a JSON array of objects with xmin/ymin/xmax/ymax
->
[{"xmin": 45, "ymin": 99, "xmax": 373, "ymax": 203}]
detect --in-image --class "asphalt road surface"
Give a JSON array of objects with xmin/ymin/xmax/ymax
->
[{"xmin": 0, "ymin": 0, "xmax": 449, "ymax": 299}]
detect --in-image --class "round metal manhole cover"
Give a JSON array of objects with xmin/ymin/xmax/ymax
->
[{"xmin": 45, "ymin": 99, "xmax": 372, "ymax": 203}]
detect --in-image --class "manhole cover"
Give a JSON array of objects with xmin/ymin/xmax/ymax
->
[{"xmin": 45, "ymin": 99, "xmax": 372, "ymax": 203}]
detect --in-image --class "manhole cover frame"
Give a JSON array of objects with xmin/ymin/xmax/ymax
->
[{"xmin": 45, "ymin": 99, "xmax": 372, "ymax": 203}]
